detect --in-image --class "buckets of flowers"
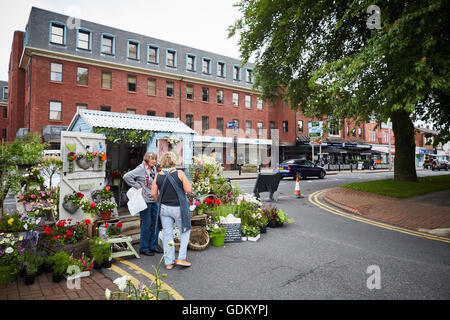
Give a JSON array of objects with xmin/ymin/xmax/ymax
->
[
  {"xmin": 96, "ymin": 200, "xmax": 117, "ymax": 221},
  {"xmin": 207, "ymin": 223, "xmax": 226, "ymax": 247},
  {"xmin": 62, "ymin": 191, "xmax": 85, "ymax": 214}
]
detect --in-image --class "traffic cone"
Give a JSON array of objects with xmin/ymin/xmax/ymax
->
[{"xmin": 294, "ymin": 176, "xmax": 303, "ymax": 198}]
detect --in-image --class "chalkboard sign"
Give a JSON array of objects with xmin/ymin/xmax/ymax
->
[
  {"xmin": 220, "ymin": 223, "xmax": 242, "ymax": 242},
  {"xmin": 253, "ymin": 173, "xmax": 282, "ymax": 201}
]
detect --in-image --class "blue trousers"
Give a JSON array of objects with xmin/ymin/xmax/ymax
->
[{"xmin": 139, "ymin": 202, "xmax": 159, "ymax": 252}]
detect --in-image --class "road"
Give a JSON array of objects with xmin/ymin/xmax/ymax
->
[{"xmin": 104, "ymin": 170, "xmax": 450, "ymax": 300}]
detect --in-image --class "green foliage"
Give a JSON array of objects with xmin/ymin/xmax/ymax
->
[
  {"xmin": 276, "ymin": 209, "xmax": 294, "ymax": 224},
  {"xmin": 93, "ymin": 127, "xmax": 154, "ymax": 148},
  {"xmin": 89, "ymin": 237, "xmax": 112, "ymax": 265},
  {"xmin": 50, "ymin": 251, "xmax": 70, "ymax": 275}
]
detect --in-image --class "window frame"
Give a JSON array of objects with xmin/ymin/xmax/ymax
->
[
  {"xmin": 232, "ymin": 92, "xmax": 239, "ymax": 106},
  {"xmin": 147, "ymin": 78, "xmax": 156, "ymax": 96},
  {"xmin": 216, "ymin": 61, "xmax": 226, "ymax": 78},
  {"xmin": 50, "ymin": 62, "xmax": 63, "ymax": 82},
  {"xmin": 186, "ymin": 53, "xmax": 197, "ymax": 72},
  {"xmin": 100, "ymin": 105, "xmax": 111, "ymax": 112},
  {"xmin": 101, "ymin": 33, "xmax": 116, "ymax": 56},
  {"xmin": 186, "ymin": 84, "xmax": 194, "ymax": 100},
  {"xmin": 101, "ymin": 70, "xmax": 112, "ymax": 89},
  {"xmin": 49, "ymin": 101, "xmax": 62, "ymax": 121},
  {"xmin": 166, "ymin": 81, "xmax": 174, "ymax": 97},
  {"xmin": 202, "ymin": 116, "xmax": 210, "ymax": 131},
  {"xmin": 2, "ymin": 86, "xmax": 8, "ymax": 100},
  {"xmin": 202, "ymin": 87, "xmax": 209, "ymax": 102},
  {"xmin": 147, "ymin": 44, "xmax": 159, "ymax": 64},
  {"xmin": 48, "ymin": 21, "xmax": 66, "ymax": 46},
  {"xmin": 202, "ymin": 57, "xmax": 212, "ymax": 75},
  {"xmin": 76, "ymin": 28, "xmax": 92, "ymax": 51},
  {"xmin": 217, "ymin": 117, "xmax": 224, "ymax": 134},
  {"xmin": 147, "ymin": 110, "xmax": 156, "ymax": 116},
  {"xmin": 233, "ymin": 65, "xmax": 241, "ymax": 81},
  {"xmin": 283, "ymin": 120, "xmax": 289, "ymax": 133},
  {"xmin": 166, "ymin": 48, "xmax": 177, "ymax": 68},
  {"xmin": 126, "ymin": 108, "xmax": 136, "ymax": 114},
  {"xmin": 245, "ymin": 68, "xmax": 253, "ymax": 83},
  {"xmin": 245, "ymin": 120, "xmax": 252, "ymax": 135},
  {"xmin": 127, "ymin": 74, "xmax": 137, "ymax": 92},
  {"xmin": 76, "ymin": 66, "xmax": 89, "ymax": 86},
  {"xmin": 186, "ymin": 114, "xmax": 194, "ymax": 129},
  {"xmin": 217, "ymin": 90, "xmax": 224, "ymax": 104},
  {"xmin": 245, "ymin": 95, "xmax": 251, "ymax": 109},
  {"xmin": 127, "ymin": 39, "xmax": 140, "ymax": 61}
]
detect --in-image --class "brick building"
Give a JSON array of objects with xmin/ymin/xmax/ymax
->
[
  {"xmin": 7, "ymin": 6, "xmax": 411, "ymax": 169},
  {"xmin": 0, "ymin": 80, "xmax": 7, "ymax": 141}
]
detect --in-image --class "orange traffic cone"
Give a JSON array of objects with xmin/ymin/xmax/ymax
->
[{"xmin": 294, "ymin": 176, "xmax": 303, "ymax": 198}]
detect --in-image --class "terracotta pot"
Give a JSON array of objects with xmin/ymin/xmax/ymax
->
[{"xmin": 100, "ymin": 210, "xmax": 112, "ymax": 221}]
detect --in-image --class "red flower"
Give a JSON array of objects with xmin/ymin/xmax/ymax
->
[
  {"xmin": 76, "ymin": 192, "xmax": 84, "ymax": 198},
  {"xmin": 104, "ymin": 223, "xmax": 109, "ymax": 228},
  {"xmin": 117, "ymin": 222, "xmax": 122, "ymax": 228},
  {"xmin": 90, "ymin": 202, "xmax": 96, "ymax": 208},
  {"xmin": 53, "ymin": 236, "xmax": 58, "ymax": 241},
  {"xmin": 106, "ymin": 186, "xmax": 111, "ymax": 191},
  {"xmin": 66, "ymin": 230, "xmax": 73, "ymax": 236},
  {"xmin": 84, "ymin": 219, "xmax": 91, "ymax": 225}
]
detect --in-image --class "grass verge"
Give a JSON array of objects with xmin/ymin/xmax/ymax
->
[{"xmin": 341, "ymin": 174, "xmax": 450, "ymax": 198}]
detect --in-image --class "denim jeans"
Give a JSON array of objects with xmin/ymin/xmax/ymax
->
[
  {"xmin": 139, "ymin": 202, "xmax": 159, "ymax": 252},
  {"xmin": 160, "ymin": 204, "xmax": 190, "ymax": 266}
]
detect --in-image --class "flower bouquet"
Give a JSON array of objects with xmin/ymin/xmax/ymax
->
[
  {"xmin": 96, "ymin": 200, "xmax": 117, "ymax": 220},
  {"xmin": 98, "ymin": 152, "xmax": 107, "ymax": 170}
]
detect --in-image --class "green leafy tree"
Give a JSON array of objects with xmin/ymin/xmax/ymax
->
[
  {"xmin": 229, "ymin": 0, "xmax": 450, "ymax": 181},
  {"xmin": 0, "ymin": 133, "xmax": 47, "ymax": 216}
]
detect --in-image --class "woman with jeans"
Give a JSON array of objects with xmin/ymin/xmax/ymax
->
[{"xmin": 151, "ymin": 152, "xmax": 192, "ymax": 269}]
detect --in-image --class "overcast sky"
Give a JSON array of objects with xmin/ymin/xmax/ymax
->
[{"xmin": 0, "ymin": 0, "xmax": 246, "ymax": 81}]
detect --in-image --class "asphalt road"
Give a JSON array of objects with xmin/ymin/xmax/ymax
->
[{"xmin": 104, "ymin": 170, "xmax": 450, "ymax": 300}]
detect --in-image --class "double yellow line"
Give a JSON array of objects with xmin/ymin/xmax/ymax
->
[
  {"xmin": 309, "ymin": 189, "xmax": 450, "ymax": 244},
  {"xmin": 108, "ymin": 257, "xmax": 184, "ymax": 300}
]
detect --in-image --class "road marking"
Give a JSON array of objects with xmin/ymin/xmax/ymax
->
[
  {"xmin": 113, "ymin": 257, "xmax": 184, "ymax": 300},
  {"xmin": 309, "ymin": 189, "xmax": 450, "ymax": 244}
]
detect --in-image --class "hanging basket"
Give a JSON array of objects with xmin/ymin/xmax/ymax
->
[
  {"xmin": 62, "ymin": 200, "xmax": 79, "ymax": 214},
  {"xmin": 76, "ymin": 157, "xmax": 94, "ymax": 170},
  {"xmin": 188, "ymin": 226, "xmax": 210, "ymax": 251}
]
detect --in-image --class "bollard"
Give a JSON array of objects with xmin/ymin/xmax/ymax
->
[{"xmin": 238, "ymin": 164, "xmax": 242, "ymax": 176}]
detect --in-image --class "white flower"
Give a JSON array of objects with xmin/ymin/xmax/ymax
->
[
  {"xmin": 168, "ymin": 240, "xmax": 174, "ymax": 247},
  {"xmin": 36, "ymin": 218, "xmax": 41, "ymax": 225},
  {"xmin": 5, "ymin": 247, "xmax": 13, "ymax": 254},
  {"xmin": 105, "ymin": 288, "xmax": 111, "ymax": 300},
  {"xmin": 113, "ymin": 276, "xmax": 129, "ymax": 291},
  {"xmin": 24, "ymin": 223, "xmax": 28, "ymax": 231}
]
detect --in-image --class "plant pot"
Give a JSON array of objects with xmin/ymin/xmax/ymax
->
[
  {"xmin": 0, "ymin": 265, "xmax": 18, "ymax": 285},
  {"xmin": 112, "ymin": 178, "xmax": 121, "ymax": 186},
  {"xmin": 247, "ymin": 234, "xmax": 260, "ymax": 242},
  {"xmin": 260, "ymin": 225, "xmax": 267, "ymax": 233},
  {"xmin": 100, "ymin": 210, "xmax": 112, "ymax": 221},
  {"xmin": 94, "ymin": 261, "xmax": 103, "ymax": 270},
  {"xmin": 52, "ymin": 273, "xmax": 63, "ymax": 283},
  {"xmin": 43, "ymin": 263, "xmax": 53, "ymax": 273},
  {"xmin": 102, "ymin": 260, "xmax": 112, "ymax": 268},
  {"xmin": 47, "ymin": 238, "xmax": 90, "ymax": 260},
  {"xmin": 210, "ymin": 234, "xmax": 225, "ymax": 247},
  {"xmin": 62, "ymin": 200, "xmax": 79, "ymax": 214},
  {"xmin": 76, "ymin": 157, "xmax": 94, "ymax": 170},
  {"xmin": 24, "ymin": 274, "xmax": 36, "ymax": 285},
  {"xmin": 275, "ymin": 221, "xmax": 284, "ymax": 227},
  {"xmin": 268, "ymin": 220, "xmax": 277, "ymax": 228}
]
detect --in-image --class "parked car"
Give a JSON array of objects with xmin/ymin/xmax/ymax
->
[
  {"xmin": 278, "ymin": 159, "xmax": 326, "ymax": 179},
  {"xmin": 432, "ymin": 160, "xmax": 449, "ymax": 171}
]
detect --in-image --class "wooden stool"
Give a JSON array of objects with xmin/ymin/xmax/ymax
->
[{"xmin": 106, "ymin": 236, "xmax": 140, "ymax": 259}]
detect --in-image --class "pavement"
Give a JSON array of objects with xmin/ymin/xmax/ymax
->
[{"xmin": 2, "ymin": 168, "xmax": 449, "ymax": 300}]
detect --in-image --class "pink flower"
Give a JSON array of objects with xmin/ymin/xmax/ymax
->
[
  {"xmin": 30, "ymin": 194, "xmax": 36, "ymax": 199},
  {"xmin": 19, "ymin": 195, "xmax": 24, "ymax": 200},
  {"xmin": 194, "ymin": 200, "xmax": 200, "ymax": 206}
]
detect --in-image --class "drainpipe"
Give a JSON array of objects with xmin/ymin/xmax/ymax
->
[{"xmin": 27, "ymin": 56, "xmax": 32, "ymax": 132}]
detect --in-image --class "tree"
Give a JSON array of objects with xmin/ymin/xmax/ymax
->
[
  {"xmin": 229, "ymin": 0, "xmax": 450, "ymax": 181},
  {"xmin": 0, "ymin": 133, "xmax": 47, "ymax": 216}
]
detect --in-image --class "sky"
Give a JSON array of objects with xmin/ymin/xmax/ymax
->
[{"xmin": 0, "ymin": 0, "xmax": 246, "ymax": 81}]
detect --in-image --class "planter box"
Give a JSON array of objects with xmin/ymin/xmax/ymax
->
[
  {"xmin": 47, "ymin": 238, "xmax": 90, "ymax": 259},
  {"xmin": 64, "ymin": 271, "xmax": 91, "ymax": 281}
]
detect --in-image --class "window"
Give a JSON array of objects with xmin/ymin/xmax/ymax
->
[
  {"xmin": 166, "ymin": 112, "xmax": 174, "ymax": 118},
  {"xmin": 270, "ymin": 121, "xmax": 275, "ymax": 137},
  {"xmin": 126, "ymin": 108, "xmax": 136, "ymax": 114},
  {"xmin": 76, "ymin": 67, "xmax": 88, "ymax": 86},
  {"xmin": 147, "ymin": 110, "xmax": 156, "ymax": 116},
  {"xmin": 166, "ymin": 49, "xmax": 177, "ymax": 68},
  {"xmin": 76, "ymin": 103, "xmax": 88, "ymax": 111},
  {"xmin": 186, "ymin": 54, "xmax": 196, "ymax": 72},
  {"xmin": 101, "ymin": 71, "xmax": 112, "ymax": 89},
  {"xmin": 2, "ymin": 106, "xmax": 7, "ymax": 118},
  {"xmin": 346, "ymin": 126, "xmax": 350, "ymax": 136},
  {"xmin": 202, "ymin": 58, "xmax": 211, "ymax": 74},
  {"xmin": 257, "ymin": 122, "xmax": 263, "ymax": 136},
  {"xmin": 298, "ymin": 120, "xmax": 303, "ymax": 133},
  {"xmin": 232, "ymin": 93, "xmax": 239, "ymax": 106},
  {"xmin": 166, "ymin": 81, "xmax": 174, "ymax": 97},
  {"xmin": 217, "ymin": 90, "xmax": 224, "ymax": 104},
  {"xmin": 2, "ymin": 129, "xmax": 6, "ymax": 140},
  {"xmin": 246, "ymin": 120, "xmax": 252, "ymax": 135},
  {"xmin": 186, "ymin": 114, "xmax": 194, "ymax": 129},
  {"xmin": 50, "ymin": 22, "xmax": 65, "ymax": 45},
  {"xmin": 257, "ymin": 98, "xmax": 263, "ymax": 110},
  {"xmin": 246, "ymin": 68, "xmax": 253, "ymax": 83},
  {"xmin": 358, "ymin": 128, "xmax": 362, "ymax": 137},
  {"xmin": 128, "ymin": 75, "xmax": 137, "ymax": 92},
  {"xmin": 283, "ymin": 121, "xmax": 288, "ymax": 133},
  {"xmin": 217, "ymin": 61, "xmax": 226, "ymax": 77},
  {"xmin": 328, "ymin": 121, "xmax": 340, "ymax": 136},
  {"xmin": 202, "ymin": 116, "xmax": 209, "ymax": 131},
  {"xmin": 100, "ymin": 106, "xmax": 111, "ymax": 112},
  {"xmin": 186, "ymin": 85, "xmax": 194, "ymax": 100},
  {"xmin": 202, "ymin": 87, "xmax": 209, "ymax": 102},
  {"xmin": 233, "ymin": 65, "xmax": 241, "ymax": 80},
  {"xmin": 233, "ymin": 119, "xmax": 239, "ymax": 134},
  {"xmin": 217, "ymin": 117, "xmax": 223, "ymax": 133},
  {"xmin": 49, "ymin": 101, "xmax": 62, "ymax": 120},
  {"xmin": 2, "ymin": 87, "xmax": 8, "ymax": 100},
  {"xmin": 101, "ymin": 34, "xmax": 115, "ymax": 55},
  {"xmin": 77, "ymin": 29, "xmax": 91, "ymax": 50},
  {"xmin": 148, "ymin": 45, "xmax": 159, "ymax": 64},
  {"xmin": 127, "ymin": 40, "xmax": 140, "ymax": 60},
  {"xmin": 147, "ymin": 78, "xmax": 156, "ymax": 95},
  {"xmin": 245, "ymin": 95, "xmax": 251, "ymax": 108},
  {"xmin": 50, "ymin": 63, "xmax": 62, "ymax": 82}
]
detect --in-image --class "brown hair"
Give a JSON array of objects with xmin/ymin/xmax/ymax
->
[{"xmin": 159, "ymin": 152, "xmax": 177, "ymax": 168}]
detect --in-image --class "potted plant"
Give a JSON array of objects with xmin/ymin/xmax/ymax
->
[
  {"xmin": 0, "ymin": 242, "xmax": 24, "ymax": 285},
  {"xmin": 89, "ymin": 237, "xmax": 111, "ymax": 269},
  {"xmin": 105, "ymin": 222, "xmax": 122, "ymax": 238},
  {"xmin": 62, "ymin": 191, "xmax": 85, "ymax": 214},
  {"xmin": 96, "ymin": 200, "xmax": 117, "ymax": 221},
  {"xmin": 79, "ymin": 198, "xmax": 99, "ymax": 218},
  {"xmin": 111, "ymin": 170, "xmax": 121, "ymax": 186},
  {"xmin": 92, "ymin": 185, "xmax": 114, "ymax": 202},
  {"xmin": 76, "ymin": 150, "xmax": 98, "ymax": 169},
  {"xmin": 207, "ymin": 223, "xmax": 226, "ymax": 247},
  {"xmin": 276, "ymin": 209, "xmax": 294, "ymax": 227},
  {"xmin": 98, "ymin": 152, "xmax": 107, "ymax": 170},
  {"xmin": 24, "ymin": 263, "xmax": 38, "ymax": 285},
  {"xmin": 50, "ymin": 251, "xmax": 70, "ymax": 283},
  {"xmin": 42, "ymin": 253, "xmax": 54, "ymax": 273}
]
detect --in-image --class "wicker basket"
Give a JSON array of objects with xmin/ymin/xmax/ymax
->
[{"xmin": 188, "ymin": 226, "xmax": 210, "ymax": 251}]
